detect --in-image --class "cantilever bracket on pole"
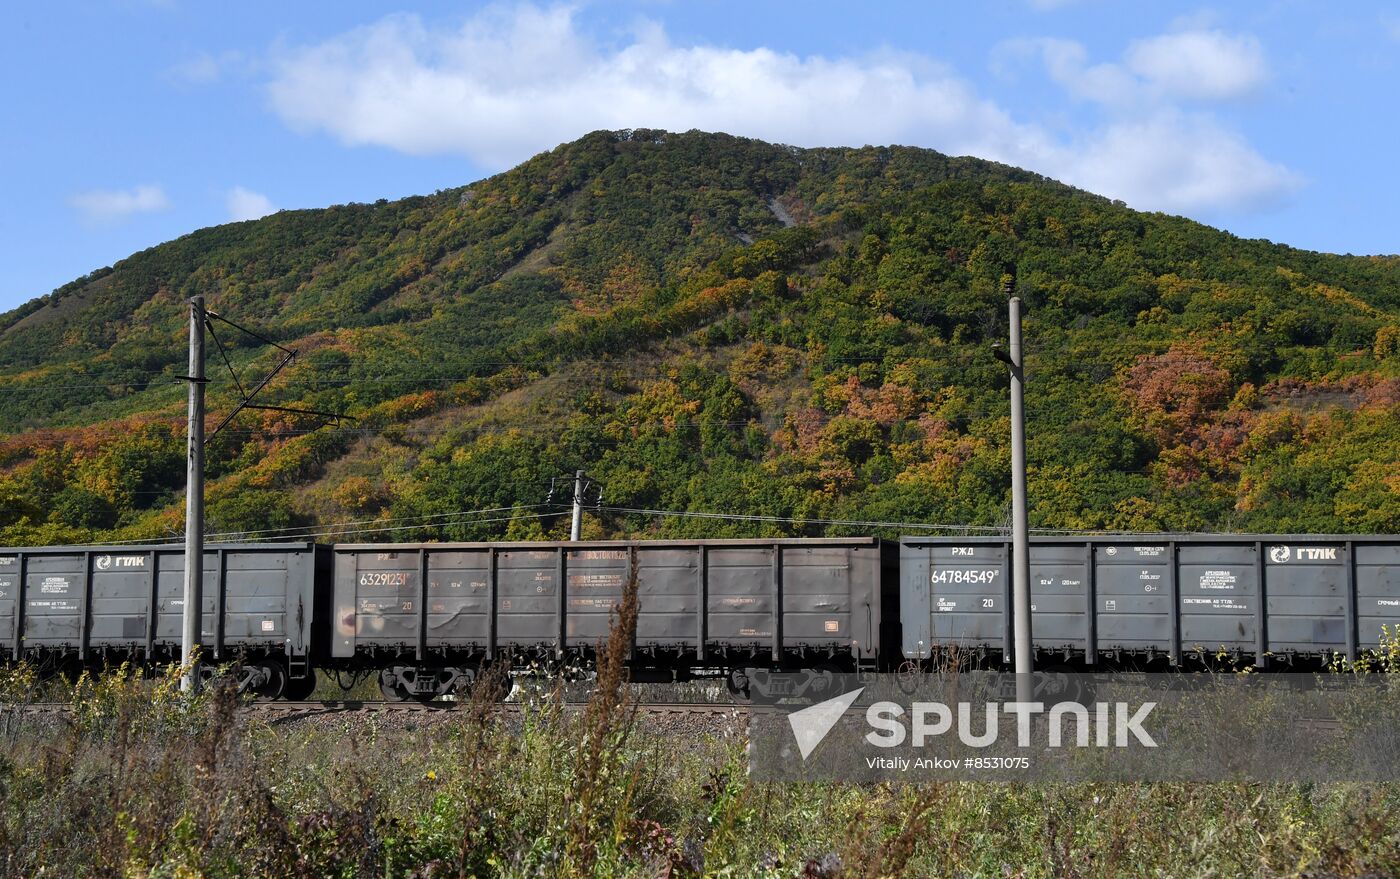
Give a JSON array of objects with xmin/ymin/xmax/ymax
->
[
  {"xmin": 200, "ymin": 307, "xmax": 353, "ymax": 441},
  {"xmin": 206, "ymin": 349, "xmax": 295, "ymax": 439}
]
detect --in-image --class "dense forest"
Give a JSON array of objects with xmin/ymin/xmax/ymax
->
[{"xmin": 0, "ymin": 129, "xmax": 1396, "ymax": 545}]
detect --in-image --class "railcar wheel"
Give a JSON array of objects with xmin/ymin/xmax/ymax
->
[
  {"xmin": 807, "ymin": 664, "xmax": 846, "ymax": 699},
  {"xmin": 725, "ymin": 668, "xmax": 751, "ymax": 702},
  {"xmin": 896, "ymin": 659, "xmax": 923, "ymax": 695},
  {"xmin": 250, "ymin": 661, "xmax": 287, "ymax": 700},
  {"xmin": 378, "ymin": 670, "xmax": 410, "ymax": 702},
  {"xmin": 450, "ymin": 667, "xmax": 477, "ymax": 695},
  {"xmin": 1038, "ymin": 664, "xmax": 1094, "ymax": 706},
  {"xmin": 281, "ymin": 672, "xmax": 317, "ymax": 701}
]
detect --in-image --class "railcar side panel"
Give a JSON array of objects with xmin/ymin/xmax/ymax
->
[
  {"xmin": 634, "ymin": 547, "xmax": 700, "ymax": 648},
  {"xmin": 87, "ymin": 552, "xmax": 152, "ymax": 644},
  {"xmin": 1357, "ymin": 544, "xmax": 1400, "ymax": 649},
  {"xmin": 1093, "ymin": 543, "xmax": 1172, "ymax": 654},
  {"xmin": 222, "ymin": 549, "xmax": 308, "ymax": 649},
  {"xmin": 1177, "ymin": 545, "xmax": 1258, "ymax": 653},
  {"xmin": 332, "ymin": 549, "xmax": 418, "ymax": 656},
  {"xmin": 1028, "ymin": 544, "xmax": 1088, "ymax": 653},
  {"xmin": 898, "ymin": 545, "xmax": 931, "ymax": 657},
  {"xmin": 1263, "ymin": 542, "xmax": 1347, "ymax": 654},
  {"xmin": 0, "ymin": 555, "xmax": 18, "ymax": 652},
  {"xmin": 564, "ymin": 548, "xmax": 631, "ymax": 646},
  {"xmin": 496, "ymin": 549, "xmax": 559, "ymax": 649},
  {"xmin": 22, "ymin": 554, "xmax": 85, "ymax": 646},
  {"xmin": 426, "ymin": 550, "xmax": 491, "ymax": 648},
  {"xmin": 155, "ymin": 552, "xmax": 217, "ymax": 645},
  {"xmin": 901, "ymin": 543, "xmax": 1006, "ymax": 659},
  {"xmin": 783, "ymin": 545, "xmax": 864, "ymax": 652},
  {"xmin": 705, "ymin": 546, "xmax": 777, "ymax": 650}
]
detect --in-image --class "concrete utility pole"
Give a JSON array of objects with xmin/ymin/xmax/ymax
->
[
  {"xmin": 181, "ymin": 295, "xmax": 206, "ymax": 693},
  {"xmin": 1008, "ymin": 294, "xmax": 1033, "ymax": 697},
  {"xmin": 993, "ymin": 277, "xmax": 1033, "ymax": 702},
  {"xmin": 570, "ymin": 470, "xmax": 587, "ymax": 541}
]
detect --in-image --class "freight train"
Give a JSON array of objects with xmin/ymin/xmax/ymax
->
[{"xmin": 1, "ymin": 535, "xmax": 1397, "ymax": 700}]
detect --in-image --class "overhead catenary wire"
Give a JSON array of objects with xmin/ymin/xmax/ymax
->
[
  {"xmin": 595, "ymin": 505, "xmax": 1192, "ymax": 537},
  {"xmin": 193, "ymin": 503, "xmax": 556, "ymax": 541},
  {"xmin": 58, "ymin": 499, "xmax": 1211, "ymax": 550},
  {"xmin": 250, "ymin": 510, "xmax": 560, "ymax": 542},
  {"xmin": 598, "ymin": 505, "xmax": 1005, "ymax": 533},
  {"xmin": 204, "ymin": 319, "xmax": 248, "ymax": 399},
  {"xmin": 0, "ymin": 352, "xmax": 1000, "ymax": 394},
  {"xmin": 226, "ymin": 506, "xmax": 559, "ymax": 543},
  {"xmin": 0, "ymin": 420, "xmax": 799, "ymax": 444},
  {"xmin": 0, "ymin": 392, "xmax": 1105, "ymax": 444},
  {"xmin": 63, "ymin": 505, "xmax": 564, "ymax": 548}
]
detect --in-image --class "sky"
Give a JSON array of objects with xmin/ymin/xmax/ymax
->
[{"xmin": 2, "ymin": 0, "xmax": 1398, "ymax": 313}]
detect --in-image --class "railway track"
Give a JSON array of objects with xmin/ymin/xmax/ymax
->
[
  {"xmin": 1, "ymin": 699, "xmax": 750, "ymax": 724},
  {"xmin": 0, "ymin": 700, "xmax": 1345, "ymax": 732},
  {"xmin": 251, "ymin": 699, "xmax": 749, "ymax": 724}
]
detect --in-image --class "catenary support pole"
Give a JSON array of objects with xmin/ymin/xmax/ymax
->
[
  {"xmin": 1009, "ymin": 295, "xmax": 1033, "ymax": 702},
  {"xmin": 181, "ymin": 294, "xmax": 206, "ymax": 692},
  {"xmin": 570, "ymin": 470, "xmax": 585, "ymax": 541}
]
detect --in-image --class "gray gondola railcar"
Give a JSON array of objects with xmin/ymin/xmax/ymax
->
[
  {"xmin": 0, "ymin": 541, "xmax": 325, "ymax": 696},
  {"xmin": 900, "ymin": 535, "xmax": 1400, "ymax": 667},
  {"xmin": 331, "ymin": 538, "xmax": 896, "ymax": 699}
]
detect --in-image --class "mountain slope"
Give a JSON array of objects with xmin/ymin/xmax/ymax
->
[{"xmin": 1, "ymin": 129, "xmax": 1397, "ymax": 543}]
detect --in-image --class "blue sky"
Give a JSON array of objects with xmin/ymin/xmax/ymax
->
[{"xmin": 3, "ymin": 1, "xmax": 1398, "ymax": 313}]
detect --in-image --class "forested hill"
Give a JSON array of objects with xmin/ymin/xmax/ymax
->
[{"xmin": 1, "ymin": 129, "xmax": 1397, "ymax": 544}]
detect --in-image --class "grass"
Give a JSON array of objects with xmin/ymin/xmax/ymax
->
[{"xmin": 2, "ymin": 624, "xmax": 1400, "ymax": 875}]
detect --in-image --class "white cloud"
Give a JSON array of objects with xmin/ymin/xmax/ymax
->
[
  {"xmin": 999, "ymin": 37, "xmax": 1138, "ymax": 104},
  {"xmin": 227, "ymin": 186, "xmax": 276, "ymax": 221},
  {"xmin": 1004, "ymin": 29, "xmax": 1268, "ymax": 106},
  {"xmin": 1060, "ymin": 112, "xmax": 1300, "ymax": 214},
  {"xmin": 69, "ymin": 184, "xmax": 171, "ymax": 222},
  {"xmin": 1125, "ymin": 30, "xmax": 1268, "ymax": 100},
  {"xmin": 264, "ymin": 6, "xmax": 1297, "ymax": 215},
  {"xmin": 989, "ymin": 29, "xmax": 1295, "ymax": 210},
  {"xmin": 268, "ymin": 8, "xmax": 1042, "ymax": 168}
]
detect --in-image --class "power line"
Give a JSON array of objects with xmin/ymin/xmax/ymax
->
[
  {"xmin": 597, "ymin": 505, "xmax": 1182, "ymax": 537},
  {"xmin": 1, "ymin": 394, "xmax": 1117, "ymax": 442},
  {"xmin": 194, "ymin": 503, "xmax": 557, "ymax": 541},
  {"xmin": 0, "ymin": 350, "xmax": 1035, "ymax": 394},
  {"xmin": 0, "ymin": 419, "xmax": 787, "ymax": 441},
  {"xmin": 246, "ymin": 510, "xmax": 561, "ymax": 542},
  {"xmin": 599, "ymin": 505, "xmax": 1008, "ymax": 533},
  {"xmin": 65, "ymin": 506, "xmax": 566, "ymax": 548},
  {"xmin": 51, "ymin": 501, "xmax": 1205, "ymax": 549}
]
